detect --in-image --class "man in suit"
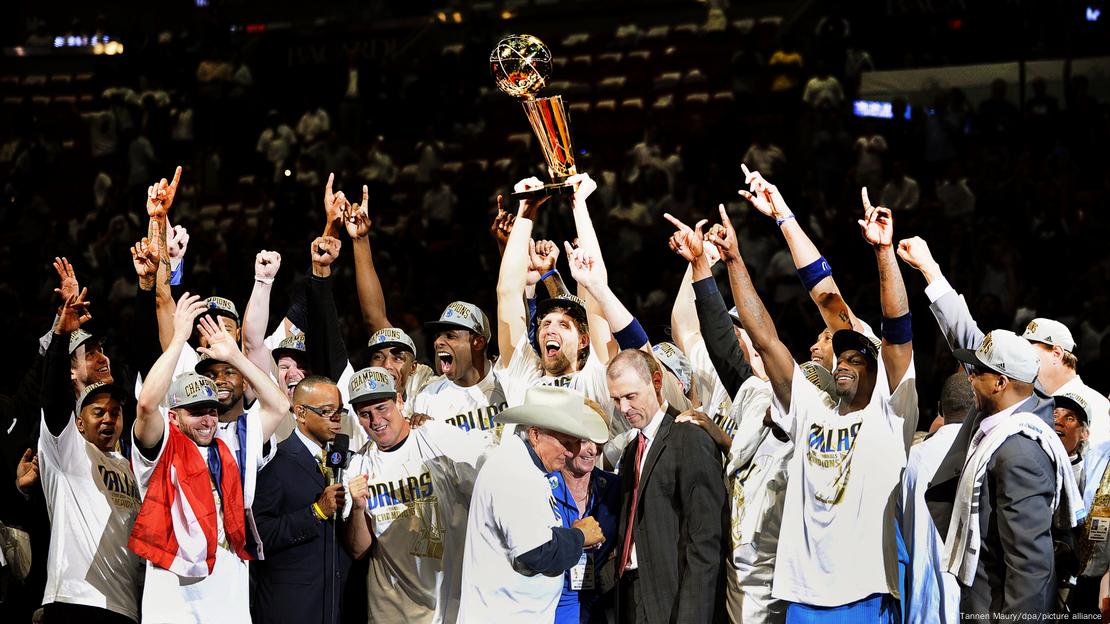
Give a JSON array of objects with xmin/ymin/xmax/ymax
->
[
  {"xmin": 251, "ymin": 376, "xmax": 367, "ymax": 624},
  {"xmin": 607, "ymin": 349, "xmax": 727, "ymax": 624},
  {"xmin": 897, "ymin": 237, "xmax": 1065, "ymax": 617}
]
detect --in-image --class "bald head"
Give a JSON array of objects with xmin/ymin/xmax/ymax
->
[{"xmin": 292, "ymin": 375, "xmax": 338, "ymax": 405}]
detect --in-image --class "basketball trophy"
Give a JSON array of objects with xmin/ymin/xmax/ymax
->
[{"xmin": 490, "ymin": 34, "xmax": 578, "ymax": 199}]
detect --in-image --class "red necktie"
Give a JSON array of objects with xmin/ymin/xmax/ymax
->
[{"xmin": 618, "ymin": 432, "xmax": 647, "ymax": 577}]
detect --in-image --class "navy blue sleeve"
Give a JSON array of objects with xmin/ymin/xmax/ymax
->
[
  {"xmin": 514, "ymin": 526, "xmax": 585, "ymax": 575},
  {"xmin": 692, "ymin": 277, "xmax": 753, "ymax": 397}
]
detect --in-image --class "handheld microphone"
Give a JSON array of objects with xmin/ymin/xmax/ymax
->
[{"xmin": 325, "ymin": 433, "xmax": 351, "ymax": 484}]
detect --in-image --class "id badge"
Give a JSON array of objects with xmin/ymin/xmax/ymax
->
[
  {"xmin": 1089, "ymin": 507, "xmax": 1110, "ymax": 542},
  {"xmin": 570, "ymin": 552, "xmax": 594, "ymax": 591}
]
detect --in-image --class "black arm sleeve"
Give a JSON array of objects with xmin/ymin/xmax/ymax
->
[
  {"xmin": 129, "ymin": 286, "xmax": 163, "ymax": 376},
  {"xmin": 692, "ymin": 277, "xmax": 753, "ymax": 397},
  {"xmin": 514, "ymin": 526, "xmax": 585, "ymax": 575},
  {"xmin": 42, "ymin": 333, "xmax": 76, "ymax": 437},
  {"xmin": 286, "ymin": 277, "xmax": 309, "ymax": 332},
  {"xmin": 307, "ymin": 274, "xmax": 349, "ymax": 382}
]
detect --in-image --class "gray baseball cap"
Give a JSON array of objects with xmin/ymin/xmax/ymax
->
[
  {"xmin": 1022, "ymin": 318, "xmax": 1076, "ymax": 353},
  {"xmin": 68, "ymin": 329, "xmax": 104, "ymax": 355},
  {"xmin": 954, "ymin": 329, "xmax": 1040, "ymax": 384},
  {"xmin": 425, "ymin": 302, "xmax": 491, "ymax": 340},
  {"xmin": 166, "ymin": 373, "xmax": 222, "ymax": 410},
  {"xmin": 348, "ymin": 367, "xmax": 398, "ymax": 405},
  {"xmin": 272, "ymin": 333, "xmax": 307, "ymax": 363},
  {"xmin": 78, "ymin": 381, "xmax": 127, "ymax": 410},
  {"xmin": 652, "ymin": 342, "xmax": 692, "ymax": 391},
  {"xmin": 204, "ymin": 296, "xmax": 241, "ymax": 324},
  {"xmin": 367, "ymin": 328, "xmax": 417, "ymax": 356}
]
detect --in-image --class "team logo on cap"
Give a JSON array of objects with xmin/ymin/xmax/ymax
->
[
  {"xmin": 655, "ymin": 343, "xmax": 678, "ymax": 358},
  {"xmin": 375, "ymin": 328, "xmax": 403, "ymax": 343},
  {"xmin": 445, "ymin": 302, "xmax": 473, "ymax": 320},
  {"xmin": 351, "ymin": 369, "xmax": 393, "ymax": 394},
  {"xmin": 1026, "ymin": 320, "xmax": 1038, "ymax": 334}
]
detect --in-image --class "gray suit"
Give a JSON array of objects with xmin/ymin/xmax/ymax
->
[
  {"xmin": 616, "ymin": 407, "xmax": 728, "ymax": 624},
  {"xmin": 924, "ymin": 288, "xmax": 1059, "ymax": 618}
]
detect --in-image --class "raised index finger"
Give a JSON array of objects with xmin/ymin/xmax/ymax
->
[
  {"xmin": 663, "ymin": 212, "xmax": 690, "ymax": 232},
  {"xmin": 170, "ymin": 165, "xmax": 182, "ymax": 190}
]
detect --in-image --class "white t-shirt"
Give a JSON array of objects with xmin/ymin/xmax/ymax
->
[
  {"xmin": 771, "ymin": 357, "xmax": 918, "ymax": 606},
  {"xmin": 130, "ymin": 406, "xmax": 266, "ymax": 624},
  {"xmin": 725, "ymin": 378, "xmax": 795, "ymax": 578},
  {"xmin": 458, "ymin": 435, "xmax": 565, "ymax": 623},
  {"xmin": 685, "ymin": 338, "xmax": 736, "ymax": 436},
  {"xmin": 38, "ymin": 416, "xmax": 144, "ymax": 621},
  {"xmin": 412, "ymin": 368, "xmax": 509, "ymax": 440},
  {"xmin": 345, "ymin": 421, "xmax": 489, "ymax": 624}
]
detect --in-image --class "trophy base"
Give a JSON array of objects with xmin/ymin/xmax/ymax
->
[{"xmin": 510, "ymin": 180, "xmax": 576, "ymax": 200}]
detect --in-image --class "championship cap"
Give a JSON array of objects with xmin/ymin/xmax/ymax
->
[
  {"xmin": 536, "ymin": 294, "xmax": 589, "ymax": 328},
  {"xmin": 204, "ymin": 296, "xmax": 241, "ymax": 323},
  {"xmin": 194, "ymin": 352, "xmax": 231, "ymax": 375},
  {"xmin": 272, "ymin": 333, "xmax": 307, "ymax": 363},
  {"xmin": 78, "ymin": 381, "xmax": 127, "ymax": 411},
  {"xmin": 166, "ymin": 372, "xmax": 221, "ymax": 410},
  {"xmin": 832, "ymin": 329, "xmax": 880, "ymax": 362},
  {"xmin": 68, "ymin": 329, "xmax": 103, "ymax": 355},
  {"xmin": 953, "ymin": 330, "xmax": 1040, "ymax": 384},
  {"xmin": 652, "ymin": 342, "xmax": 692, "ymax": 391},
  {"xmin": 425, "ymin": 302, "xmax": 491, "ymax": 340},
  {"xmin": 1021, "ymin": 318, "xmax": 1076, "ymax": 353},
  {"xmin": 799, "ymin": 361, "xmax": 835, "ymax": 394},
  {"xmin": 348, "ymin": 367, "xmax": 398, "ymax": 405},
  {"xmin": 1054, "ymin": 392, "xmax": 1090, "ymax": 426},
  {"xmin": 367, "ymin": 328, "xmax": 417, "ymax": 356}
]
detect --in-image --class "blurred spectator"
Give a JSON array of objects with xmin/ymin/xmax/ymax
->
[
  {"xmin": 977, "ymin": 79, "xmax": 1019, "ymax": 142},
  {"xmin": 802, "ymin": 62, "xmax": 845, "ymax": 110},
  {"xmin": 256, "ymin": 110, "xmax": 297, "ymax": 182},
  {"xmin": 936, "ymin": 163, "xmax": 975, "ymax": 222},
  {"xmin": 742, "ymin": 131, "xmax": 786, "ymax": 178},
  {"xmin": 853, "ymin": 122, "xmax": 887, "ymax": 196},
  {"xmin": 296, "ymin": 104, "xmax": 331, "ymax": 145},
  {"xmin": 360, "ymin": 135, "xmax": 398, "ymax": 186},
  {"xmin": 880, "ymin": 160, "xmax": 920, "ymax": 213}
]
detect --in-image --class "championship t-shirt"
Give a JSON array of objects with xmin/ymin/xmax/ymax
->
[
  {"xmin": 130, "ymin": 405, "xmax": 266, "ymax": 624},
  {"xmin": 39, "ymin": 416, "xmax": 144, "ymax": 621},
  {"xmin": 412, "ymin": 368, "xmax": 509, "ymax": 439},
  {"xmin": 771, "ymin": 357, "xmax": 918, "ymax": 606},
  {"xmin": 686, "ymin": 338, "xmax": 736, "ymax": 437},
  {"xmin": 346, "ymin": 421, "xmax": 489, "ymax": 624}
]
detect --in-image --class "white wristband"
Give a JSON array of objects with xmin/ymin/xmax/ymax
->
[{"xmin": 255, "ymin": 276, "xmax": 275, "ymax": 285}]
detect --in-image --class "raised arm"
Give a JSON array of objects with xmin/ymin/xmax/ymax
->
[
  {"xmin": 897, "ymin": 235, "xmax": 986, "ymax": 357},
  {"xmin": 705, "ymin": 205, "xmax": 796, "ymax": 410},
  {"xmin": 567, "ymin": 173, "xmax": 617, "ymax": 362},
  {"xmin": 665, "ymin": 213, "xmax": 753, "ymax": 396},
  {"xmin": 739, "ymin": 165, "xmax": 857, "ymax": 332},
  {"xmin": 43, "ymin": 280, "xmax": 92, "ymax": 436},
  {"xmin": 345, "ymin": 184, "xmax": 392, "ymax": 333},
  {"xmin": 136, "ymin": 293, "xmax": 208, "ymax": 448},
  {"xmin": 243, "ymin": 250, "xmax": 282, "ymax": 376},
  {"xmin": 196, "ymin": 315, "xmax": 291, "ymax": 440},
  {"xmin": 564, "ymin": 243, "xmax": 648, "ymax": 352},
  {"xmin": 495, "ymin": 178, "xmax": 547, "ymax": 361},
  {"xmin": 147, "ymin": 167, "xmax": 182, "ymax": 352},
  {"xmin": 308, "ymin": 235, "xmax": 350, "ymax": 381},
  {"xmin": 859, "ymin": 189, "xmax": 913, "ymax": 388}
]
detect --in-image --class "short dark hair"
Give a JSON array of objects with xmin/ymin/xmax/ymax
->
[
  {"xmin": 939, "ymin": 372, "xmax": 974, "ymax": 424},
  {"xmin": 606, "ymin": 349, "xmax": 659, "ymax": 385}
]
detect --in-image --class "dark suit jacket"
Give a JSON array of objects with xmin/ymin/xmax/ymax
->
[
  {"xmin": 924, "ymin": 287, "xmax": 1061, "ymax": 616},
  {"xmin": 251, "ymin": 435, "xmax": 351, "ymax": 624},
  {"xmin": 617, "ymin": 406, "xmax": 727, "ymax": 624}
]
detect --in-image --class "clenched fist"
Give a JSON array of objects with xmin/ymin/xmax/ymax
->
[{"xmin": 572, "ymin": 516, "xmax": 605, "ymax": 547}]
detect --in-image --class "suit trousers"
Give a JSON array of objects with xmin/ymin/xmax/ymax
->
[{"xmin": 620, "ymin": 570, "xmax": 646, "ymax": 624}]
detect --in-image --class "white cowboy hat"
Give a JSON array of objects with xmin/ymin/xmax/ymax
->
[{"xmin": 495, "ymin": 386, "xmax": 609, "ymax": 444}]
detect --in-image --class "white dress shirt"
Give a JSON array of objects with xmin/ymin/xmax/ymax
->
[{"xmin": 628, "ymin": 402, "xmax": 668, "ymax": 571}]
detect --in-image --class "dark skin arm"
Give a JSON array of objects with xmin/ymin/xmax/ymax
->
[{"xmin": 859, "ymin": 188, "xmax": 913, "ymax": 388}]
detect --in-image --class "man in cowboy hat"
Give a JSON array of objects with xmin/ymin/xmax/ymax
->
[{"xmin": 458, "ymin": 385, "xmax": 609, "ymax": 623}]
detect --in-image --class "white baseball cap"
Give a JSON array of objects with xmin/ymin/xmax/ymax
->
[
  {"xmin": 425, "ymin": 301, "xmax": 491, "ymax": 341},
  {"xmin": 954, "ymin": 329, "xmax": 1040, "ymax": 384},
  {"xmin": 1021, "ymin": 318, "xmax": 1075, "ymax": 353},
  {"xmin": 348, "ymin": 367, "xmax": 398, "ymax": 405},
  {"xmin": 367, "ymin": 328, "xmax": 417, "ymax": 356}
]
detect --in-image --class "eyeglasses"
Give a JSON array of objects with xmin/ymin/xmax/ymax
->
[{"xmin": 299, "ymin": 404, "xmax": 348, "ymax": 421}]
